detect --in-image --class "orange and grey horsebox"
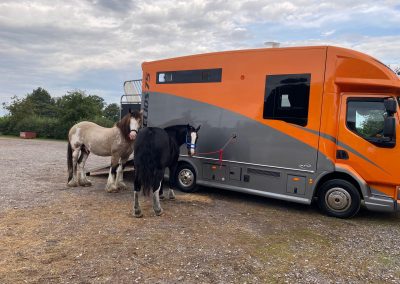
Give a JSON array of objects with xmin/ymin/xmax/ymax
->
[{"xmin": 140, "ymin": 46, "xmax": 400, "ymax": 218}]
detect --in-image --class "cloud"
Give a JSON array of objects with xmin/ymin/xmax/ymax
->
[
  {"xmin": 0, "ymin": 0, "xmax": 399, "ymax": 115},
  {"xmin": 321, "ymin": 30, "xmax": 336, "ymax": 37}
]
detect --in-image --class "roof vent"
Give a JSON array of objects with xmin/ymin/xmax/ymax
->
[{"xmin": 264, "ymin": 41, "xmax": 280, "ymax": 48}]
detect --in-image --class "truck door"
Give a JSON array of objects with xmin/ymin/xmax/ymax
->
[{"xmin": 336, "ymin": 93, "xmax": 399, "ymax": 197}]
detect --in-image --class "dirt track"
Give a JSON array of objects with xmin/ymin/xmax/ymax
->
[{"xmin": 0, "ymin": 137, "xmax": 400, "ymax": 283}]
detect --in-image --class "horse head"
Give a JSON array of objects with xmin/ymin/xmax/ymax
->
[
  {"xmin": 186, "ymin": 124, "xmax": 201, "ymax": 156},
  {"xmin": 128, "ymin": 109, "xmax": 143, "ymax": 140},
  {"xmin": 117, "ymin": 109, "xmax": 142, "ymax": 141}
]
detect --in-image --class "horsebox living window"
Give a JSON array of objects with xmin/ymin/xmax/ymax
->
[
  {"xmin": 263, "ymin": 73, "xmax": 311, "ymax": 127},
  {"xmin": 156, "ymin": 68, "xmax": 222, "ymax": 84}
]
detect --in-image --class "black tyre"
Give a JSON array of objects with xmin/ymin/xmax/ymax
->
[
  {"xmin": 317, "ymin": 179, "xmax": 361, "ymax": 218},
  {"xmin": 175, "ymin": 163, "xmax": 198, "ymax": 193}
]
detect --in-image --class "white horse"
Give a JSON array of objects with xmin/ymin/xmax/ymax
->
[{"xmin": 67, "ymin": 110, "xmax": 142, "ymax": 192}]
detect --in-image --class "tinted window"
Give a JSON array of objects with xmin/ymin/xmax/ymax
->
[
  {"xmin": 263, "ymin": 74, "xmax": 311, "ymax": 126},
  {"xmin": 346, "ymin": 99, "xmax": 386, "ymax": 140},
  {"xmin": 157, "ymin": 68, "xmax": 222, "ymax": 84}
]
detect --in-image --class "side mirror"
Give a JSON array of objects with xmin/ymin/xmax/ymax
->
[
  {"xmin": 383, "ymin": 116, "xmax": 396, "ymax": 138},
  {"xmin": 384, "ymin": 99, "xmax": 397, "ymax": 116}
]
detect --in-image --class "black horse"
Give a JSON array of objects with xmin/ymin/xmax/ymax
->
[{"xmin": 133, "ymin": 124, "xmax": 200, "ymax": 217}]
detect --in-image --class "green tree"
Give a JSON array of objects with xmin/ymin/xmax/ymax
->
[
  {"xmin": 27, "ymin": 87, "xmax": 57, "ymax": 117},
  {"xmin": 1, "ymin": 88, "xmax": 116, "ymax": 139},
  {"xmin": 57, "ymin": 90, "xmax": 105, "ymax": 125},
  {"xmin": 103, "ymin": 103, "xmax": 120, "ymax": 122},
  {"xmin": 2, "ymin": 87, "xmax": 57, "ymax": 119},
  {"xmin": 3, "ymin": 95, "xmax": 34, "ymax": 121}
]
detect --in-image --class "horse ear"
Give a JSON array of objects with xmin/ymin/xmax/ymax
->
[
  {"xmin": 196, "ymin": 125, "xmax": 201, "ymax": 132},
  {"xmin": 129, "ymin": 108, "xmax": 132, "ymax": 114}
]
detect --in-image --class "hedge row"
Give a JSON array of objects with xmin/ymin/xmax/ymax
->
[{"xmin": 0, "ymin": 115, "xmax": 115, "ymax": 139}]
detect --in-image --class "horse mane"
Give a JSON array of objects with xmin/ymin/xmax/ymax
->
[
  {"xmin": 116, "ymin": 111, "xmax": 141, "ymax": 141},
  {"xmin": 164, "ymin": 125, "xmax": 188, "ymax": 146}
]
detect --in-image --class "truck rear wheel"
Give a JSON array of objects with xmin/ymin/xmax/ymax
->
[
  {"xmin": 317, "ymin": 179, "xmax": 361, "ymax": 218},
  {"xmin": 175, "ymin": 163, "xmax": 198, "ymax": 193}
]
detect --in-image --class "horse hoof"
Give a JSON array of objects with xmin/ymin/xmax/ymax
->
[
  {"xmin": 168, "ymin": 189, "xmax": 176, "ymax": 200},
  {"xmin": 79, "ymin": 180, "xmax": 92, "ymax": 187},
  {"xmin": 106, "ymin": 185, "xmax": 119, "ymax": 193},
  {"xmin": 155, "ymin": 209, "xmax": 164, "ymax": 216},
  {"xmin": 67, "ymin": 180, "xmax": 78, "ymax": 187},
  {"xmin": 134, "ymin": 211, "xmax": 143, "ymax": 218},
  {"xmin": 118, "ymin": 183, "xmax": 128, "ymax": 191}
]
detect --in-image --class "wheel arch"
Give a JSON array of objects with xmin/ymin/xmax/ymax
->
[
  {"xmin": 178, "ymin": 157, "xmax": 200, "ymax": 177},
  {"xmin": 313, "ymin": 166, "xmax": 368, "ymax": 200}
]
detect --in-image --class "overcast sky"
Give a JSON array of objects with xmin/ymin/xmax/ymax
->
[{"xmin": 1, "ymin": 0, "xmax": 399, "ymax": 115}]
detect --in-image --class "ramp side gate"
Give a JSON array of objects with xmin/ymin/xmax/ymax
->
[{"xmin": 121, "ymin": 79, "xmax": 142, "ymax": 118}]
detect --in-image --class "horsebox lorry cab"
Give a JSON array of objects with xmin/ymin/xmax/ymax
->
[{"xmin": 140, "ymin": 46, "xmax": 400, "ymax": 218}]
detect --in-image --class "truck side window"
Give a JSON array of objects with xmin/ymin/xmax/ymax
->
[
  {"xmin": 263, "ymin": 74, "xmax": 311, "ymax": 126},
  {"xmin": 346, "ymin": 99, "xmax": 386, "ymax": 140},
  {"xmin": 156, "ymin": 68, "xmax": 222, "ymax": 84}
]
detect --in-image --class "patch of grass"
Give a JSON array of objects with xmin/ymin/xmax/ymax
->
[
  {"xmin": 376, "ymin": 252, "xmax": 397, "ymax": 266},
  {"xmin": 232, "ymin": 227, "xmax": 332, "ymax": 282}
]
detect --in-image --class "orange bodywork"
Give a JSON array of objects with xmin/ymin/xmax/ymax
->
[{"xmin": 142, "ymin": 46, "xmax": 400, "ymax": 199}]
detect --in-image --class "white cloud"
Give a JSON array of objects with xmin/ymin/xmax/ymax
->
[
  {"xmin": 321, "ymin": 30, "xmax": 336, "ymax": 37},
  {"xmin": 0, "ymin": 0, "xmax": 399, "ymax": 114}
]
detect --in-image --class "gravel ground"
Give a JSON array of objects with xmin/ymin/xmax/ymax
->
[{"xmin": 0, "ymin": 136, "xmax": 399, "ymax": 283}]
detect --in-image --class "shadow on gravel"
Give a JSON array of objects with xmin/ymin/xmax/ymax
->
[{"xmin": 90, "ymin": 171, "xmax": 399, "ymax": 222}]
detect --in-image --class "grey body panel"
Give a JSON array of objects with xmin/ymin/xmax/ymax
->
[
  {"xmin": 144, "ymin": 91, "xmax": 398, "ymax": 212},
  {"xmin": 144, "ymin": 91, "xmax": 322, "ymax": 202},
  {"xmin": 145, "ymin": 92, "xmax": 319, "ymax": 171}
]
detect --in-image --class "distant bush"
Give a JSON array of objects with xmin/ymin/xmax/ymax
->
[
  {"xmin": 91, "ymin": 116, "xmax": 116, "ymax": 128},
  {"xmin": 10, "ymin": 115, "xmax": 61, "ymax": 138},
  {"xmin": 1, "ymin": 87, "xmax": 121, "ymax": 139},
  {"xmin": 0, "ymin": 116, "xmax": 11, "ymax": 134}
]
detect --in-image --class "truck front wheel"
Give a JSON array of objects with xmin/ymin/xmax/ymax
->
[
  {"xmin": 175, "ymin": 163, "xmax": 198, "ymax": 193},
  {"xmin": 317, "ymin": 179, "xmax": 361, "ymax": 218}
]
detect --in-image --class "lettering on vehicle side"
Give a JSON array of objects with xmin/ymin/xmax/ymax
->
[
  {"xmin": 144, "ymin": 72, "xmax": 150, "ymax": 90},
  {"xmin": 299, "ymin": 164, "xmax": 312, "ymax": 169},
  {"xmin": 142, "ymin": 92, "xmax": 149, "ymax": 127},
  {"xmin": 142, "ymin": 72, "xmax": 150, "ymax": 127}
]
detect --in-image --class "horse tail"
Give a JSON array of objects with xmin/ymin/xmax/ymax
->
[
  {"xmin": 67, "ymin": 141, "xmax": 73, "ymax": 182},
  {"xmin": 135, "ymin": 129, "xmax": 156, "ymax": 196}
]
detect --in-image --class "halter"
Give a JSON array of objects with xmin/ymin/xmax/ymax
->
[
  {"xmin": 130, "ymin": 129, "xmax": 138, "ymax": 134},
  {"xmin": 185, "ymin": 131, "xmax": 196, "ymax": 149}
]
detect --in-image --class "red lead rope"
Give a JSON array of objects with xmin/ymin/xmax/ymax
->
[{"xmin": 195, "ymin": 134, "xmax": 237, "ymax": 166}]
